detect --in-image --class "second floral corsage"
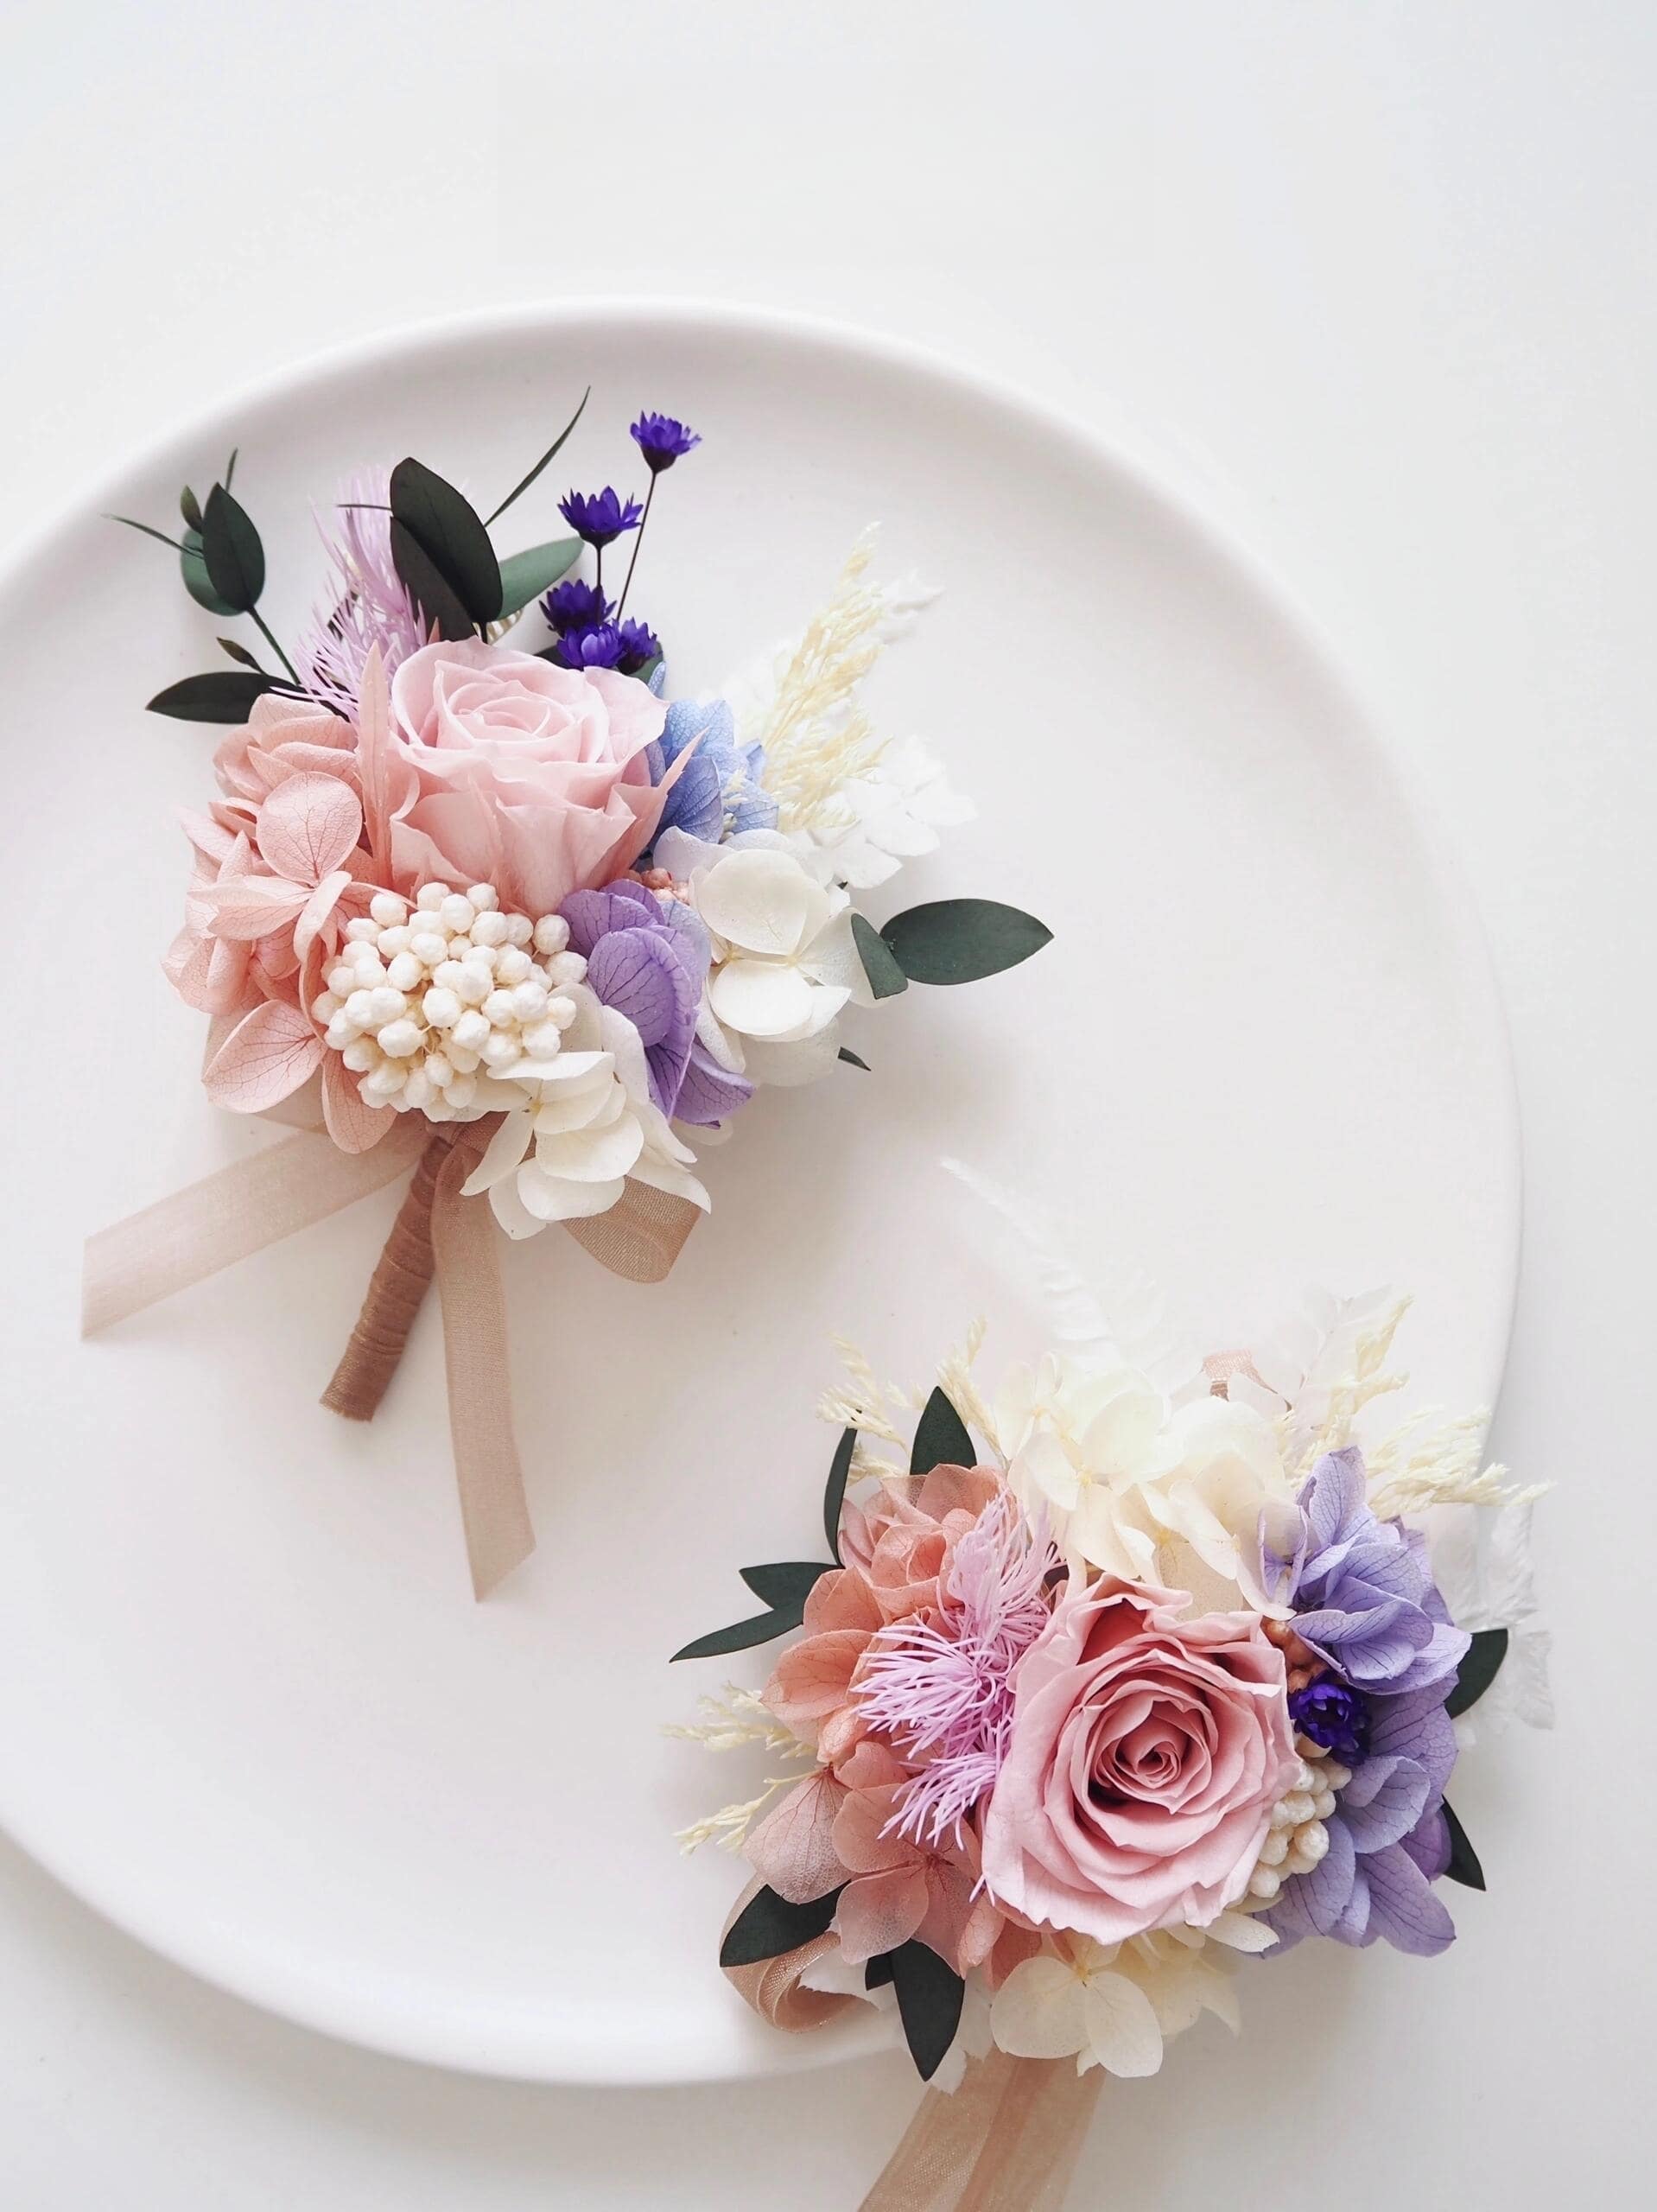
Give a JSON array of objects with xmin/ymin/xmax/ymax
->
[
  {"xmin": 672, "ymin": 1245, "xmax": 1547, "ymax": 2208},
  {"xmin": 84, "ymin": 397, "xmax": 1051, "ymax": 1594}
]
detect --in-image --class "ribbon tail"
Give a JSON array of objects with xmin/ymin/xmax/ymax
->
[
  {"xmin": 430, "ymin": 1143, "xmax": 535, "ymax": 1600},
  {"xmin": 81, "ymin": 1121, "xmax": 426, "ymax": 1336},
  {"xmin": 860, "ymin": 2050, "xmax": 1103, "ymax": 2212},
  {"xmin": 561, "ymin": 1177, "xmax": 703, "ymax": 1283}
]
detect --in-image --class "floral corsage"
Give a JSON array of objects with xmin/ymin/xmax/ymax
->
[
  {"xmin": 673, "ymin": 1253, "xmax": 1547, "ymax": 2204},
  {"xmin": 85, "ymin": 398, "xmax": 1051, "ymax": 1594}
]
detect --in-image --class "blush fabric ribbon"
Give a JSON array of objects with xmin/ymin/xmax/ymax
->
[
  {"xmin": 721, "ymin": 1885, "xmax": 1103, "ymax": 2212},
  {"xmin": 80, "ymin": 1117, "xmax": 701, "ymax": 1597}
]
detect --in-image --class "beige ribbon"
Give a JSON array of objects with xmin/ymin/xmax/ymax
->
[
  {"xmin": 82, "ymin": 1128, "xmax": 702, "ymax": 1599},
  {"xmin": 721, "ymin": 1890, "xmax": 1103, "ymax": 2211}
]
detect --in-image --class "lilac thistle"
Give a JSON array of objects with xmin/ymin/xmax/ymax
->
[
  {"xmin": 542, "ymin": 578, "xmax": 611, "ymax": 633},
  {"xmin": 558, "ymin": 487, "xmax": 644, "ymax": 548},
  {"xmin": 630, "ymin": 411, "xmax": 702, "ymax": 474},
  {"xmin": 854, "ymin": 1492, "xmax": 1056, "ymax": 1850},
  {"xmin": 296, "ymin": 467, "xmax": 429, "ymax": 718}
]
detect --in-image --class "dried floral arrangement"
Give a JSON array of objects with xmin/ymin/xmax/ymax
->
[
  {"xmin": 672, "ymin": 1191, "xmax": 1548, "ymax": 2207},
  {"xmin": 83, "ymin": 398, "xmax": 1051, "ymax": 1595}
]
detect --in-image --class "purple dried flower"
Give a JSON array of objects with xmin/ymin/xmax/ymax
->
[
  {"xmin": 629, "ymin": 411, "xmax": 702, "ymax": 474},
  {"xmin": 551, "ymin": 621, "xmax": 626, "ymax": 671},
  {"xmin": 558, "ymin": 487, "xmax": 644, "ymax": 547},
  {"xmin": 615, "ymin": 617, "xmax": 660, "ymax": 674},
  {"xmin": 543, "ymin": 578, "xmax": 611, "ymax": 632},
  {"xmin": 1288, "ymin": 1679, "xmax": 1371, "ymax": 1759},
  {"xmin": 854, "ymin": 1493, "xmax": 1056, "ymax": 1850},
  {"xmin": 560, "ymin": 880, "xmax": 732, "ymax": 1121}
]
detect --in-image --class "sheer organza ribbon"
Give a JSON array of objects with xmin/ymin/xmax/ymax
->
[
  {"xmin": 721, "ymin": 1885, "xmax": 1102, "ymax": 2211},
  {"xmin": 81, "ymin": 1121, "xmax": 701, "ymax": 1597}
]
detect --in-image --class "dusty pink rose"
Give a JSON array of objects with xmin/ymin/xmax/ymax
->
[
  {"xmin": 980, "ymin": 1578, "xmax": 1295, "ymax": 1944},
  {"xmin": 384, "ymin": 638, "xmax": 672, "ymax": 913},
  {"xmin": 839, "ymin": 1463, "xmax": 1002, "ymax": 1624}
]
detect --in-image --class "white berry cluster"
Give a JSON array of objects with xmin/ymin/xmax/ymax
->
[
  {"xmin": 311, "ymin": 882, "xmax": 588, "ymax": 1121},
  {"xmin": 1243, "ymin": 1736, "xmax": 1351, "ymax": 1905}
]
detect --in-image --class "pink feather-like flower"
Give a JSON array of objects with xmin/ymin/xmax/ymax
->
[
  {"xmin": 854, "ymin": 1491, "xmax": 1057, "ymax": 1850},
  {"xmin": 296, "ymin": 470, "xmax": 430, "ymax": 720}
]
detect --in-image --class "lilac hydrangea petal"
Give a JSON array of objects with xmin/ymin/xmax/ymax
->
[
  {"xmin": 587, "ymin": 931, "xmax": 680, "ymax": 1048},
  {"xmin": 1263, "ymin": 1880, "xmax": 1319, "ymax": 1952},
  {"xmin": 1302, "ymin": 1447, "xmax": 1369, "ymax": 1561},
  {"xmin": 562, "ymin": 881, "xmax": 662, "ymax": 957},
  {"xmin": 1292, "ymin": 1815, "xmax": 1358, "ymax": 1935},
  {"xmin": 1361, "ymin": 1842, "xmax": 1457, "ymax": 1956},
  {"xmin": 1332, "ymin": 1860, "xmax": 1373, "ymax": 1944},
  {"xmin": 1369, "ymin": 1686, "xmax": 1459, "ymax": 1793},
  {"xmin": 1337, "ymin": 1755, "xmax": 1431, "ymax": 1853},
  {"xmin": 674, "ymin": 1039, "xmax": 754, "ymax": 1126},
  {"xmin": 1401, "ymin": 1807, "xmax": 1452, "ymax": 1883}
]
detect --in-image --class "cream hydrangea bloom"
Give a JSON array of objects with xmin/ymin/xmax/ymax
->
[
  {"xmin": 994, "ymin": 1355, "xmax": 1301, "ymax": 1613},
  {"xmin": 991, "ymin": 1917, "xmax": 1272, "ymax": 2079},
  {"xmin": 657, "ymin": 828, "xmax": 873, "ymax": 1086},
  {"xmin": 462, "ymin": 988, "xmax": 707, "ymax": 1235}
]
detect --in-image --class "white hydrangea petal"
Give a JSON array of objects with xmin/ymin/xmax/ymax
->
[
  {"xmin": 989, "ymin": 1957, "xmax": 1089, "ymax": 2061},
  {"xmin": 516, "ymin": 1161, "xmax": 627, "ymax": 1222},
  {"xmin": 461, "ymin": 1109, "xmax": 534, "ymax": 1196},
  {"xmin": 533, "ymin": 1115, "xmax": 645, "ymax": 1185},
  {"xmin": 488, "ymin": 1171, "xmax": 548, "ymax": 1240},
  {"xmin": 1014, "ymin": 1429, "xmax": 1082, "ymax": 1513},
  {"xmin": 694, "ymin": 848, "xmax": 816, "ymax": 956},
  {"xmin": 1202, "ymin": 1911, "xmax": 1279, "ymax": 1954},
  {"xmin": 799, "ymin": 912, "xmax": 873, "ymax": 1006},
  {"xmin": 1082, "ymin": 1972, "xmax": 1165, "ymax": 2078},
  {"xmin": 709, "ymin": 957, "xmax": 818, "ymax": 1039}
]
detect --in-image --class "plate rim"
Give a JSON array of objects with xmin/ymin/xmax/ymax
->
[{"xmin": 0, "ymin": 296, "xmax": 1522, "ymax": 2084}]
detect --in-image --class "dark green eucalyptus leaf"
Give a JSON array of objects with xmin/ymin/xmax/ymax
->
[
  {"xmin": 824, "ymin": 1427, "xmax": 856, "ymax": 1562},
  {"xmin": 109, "ymin": 514, "xmax": 187, "ymax": 553},
  {"xmin": 147, "ymin": 671, "xmax": 286, "ymax": 722},
  {"xmin": 496, "ymin": 536, "xmax": 583, "ymax": 617},
  {"xmin": 200, "ymin": 484, "xmax": 265, "ymax": 613},
  {"xmin": 390, "ymin": 458, "xmax": 502, "ymax": 622},
  {"xmin": 880, "ymin": 899, "xmax": 1053, "ymax": 986},
  {"xmin": 390, "ymin": 517, "xmax": 477, "ymax": 644},
  {"xmin": 740, "ymin": 1561, "xmax": 833, "ymax": 1610},
  {"xmin": 889, "ymin": 1942, "xmax": 965, "ymax": 2081},
  {"xmin": 719, "ymin": 1884, "xmax": 845, "ymax": 1970},
  {"xmin": 178, "ymin": 529, "xmax": 241, "ymax": 616},
  {"xmin": 485, "ymin": 386, "xmax": 591, "ymax": 526},
  {"xmin": 671, "ymin": 1607, "xmax": 799, "ymax": 1663},
  {"xmin": 224, "ymin": 447, "xmax": 238, "ymax": 490},
  {"xmin": 837, "ymin": 1046, "xmax": 871, "ymax": 1071},
  {"xmin": 865, "ymin": 1953, "xmax": 896, "ymax": 1990},
  {"xmin": 1444, "ymin": 1627, "xmax": 1509, "ymax": 1719},
  {"xmin": 1441, "ymin": 1800, "xmax": 1486, "ymax": 1891},
  {"xmin": 217, "ymin": 636, "xmax": 266, "ymax": 672},
  {"xmin": 911, "ymin": 1387, "xmax": 973, "ymax": 1476},
  {"xmin": 179, "ymin": 486, "xmax": 202, "ymax": 531},
  {"xmin": 852, "ymin": 911, "xmax": 908, "ymax": 1000}
]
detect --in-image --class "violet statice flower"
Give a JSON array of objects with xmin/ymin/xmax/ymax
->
[
  {"xmin": 854, "ymin": 1493, "xmax": 1057, "ymax": 1850},
  {"xmin": 1279, "ymin": 1446, "xmax": 1470, "ymax": 1695},
  {"xmin": 630, "ymin": 411, "xmax": 702, "ymax": 473},
  {"xmin": 296, "ymin": 467, "xmax": 429, "ymax": 718},
  {"xmin": 560, "ymin": 880, "xmax": 752, "ymax": 1125},
  {"xmin": 559, "ymin": 487, "xmax": 644, "ymax": 547},
  {"xmin": 1267, "ymin": 1678, "xmax": 1459, "ymax": 1957},
  {"xmin": 647, "ymin": 696, "xmax": 778, "ymax": 845},
  {"xmin": 543, "ymin": 578, "xmax": 611, "ymax": 633}
]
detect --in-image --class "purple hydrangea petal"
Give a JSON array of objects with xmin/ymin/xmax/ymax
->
[
  {"xmin": 1360, "ymin": 1842, "xmax": 1457, "ymax": 1956},
  {"xmin": 562, "ymin": 881, "xmax": 662, "ymax": 957},
  {"xmin": 1332, "ymin": 1860, "xmax": 1374, "ymax": 1944},
  {"xmin": 1292, "ymin": 1815, "xmax": 1358, "ymax": 1935},
  {"xmin": 1302, "ymin": 1446, "xmax": 1369, "ymax": 1561},
  {"xmin": 585, "ymin": 928, "xmax": 698, "ymax": 1113},
  {"xmin": 674, "ymin": 1039, "xmax": 754, "ymax": 1126},
  {"xmin": 1336, "ymin": 1754, "xmax": 1432, "ymax": 1853},
  {"xmin": 1401, "ymin": 1806, "xmax": 1452, "ymax": 1883}
]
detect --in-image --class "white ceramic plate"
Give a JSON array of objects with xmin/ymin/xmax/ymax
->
[{"xmin": 0, "ymin": 303, "xmax": 1518, "ymax": 2085}]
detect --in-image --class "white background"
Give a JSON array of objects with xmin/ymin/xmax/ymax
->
[{"xmin": 1, "ymin": 3, "xmax": 1650, "ymax": 2204}]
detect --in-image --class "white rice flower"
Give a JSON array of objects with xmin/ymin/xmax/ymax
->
[
  {"xmin": 657, "ymin": 828, "xmax": 873, "ymax": 1087},
  {"xmin": 994, "ymin": 1355, "xmax": 1300, "ymax": 1614},
  {"xmin": 462, "ymin": 990, "xmax": 707, "ymax": 1236}
]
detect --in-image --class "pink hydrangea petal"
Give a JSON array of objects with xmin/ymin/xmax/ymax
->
[
  {"xmin": 745, "ymin": 1771, "xmax": 850, "ymax": 1904},
  {"xmin": 832, "ymin": 1866, "xmax": 930, "ymax": 1966},
  {"xmin": 203, "ymin": 1001, "xmax": 326, "ymax": 1113},
  {"xmin": 256, "ymin": 772, "xmax": 364, "ymax": 883}
]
